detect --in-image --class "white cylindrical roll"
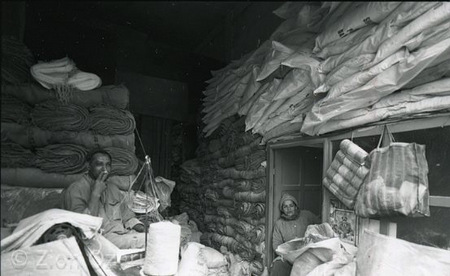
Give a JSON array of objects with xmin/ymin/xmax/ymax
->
[{"xmin": 143, "ymin": 221, "xmax": 181, "ymax": 275}]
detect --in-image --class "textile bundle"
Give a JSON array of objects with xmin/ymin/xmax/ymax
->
[
  {"xmin": 1, "ymin": 168, "xmax": 83, "ymax": 189},
  {"xmin": 30, "ymin": 57, "xmax": 101, "ymax": 92},
  {"xmin": 89, "ymin": 106, "xmax": 136, "ymax": 136},
  {"xmin": 355, "ymin": 133, "xmax": 430, "ymax": 217},
  {"xmin": 302, "ymin": 2, "xmax": 450, "ymax": 135},
  {"xmin": 104, "ymin": 146, "xmax": 138, "ymax": 176},
  {"xmin": 1, "ymin": 142, "xmax": 36, "ymax": 168},
  {"xmin": 177, "ymin": 115, "xmax": 267, "ymax": 266},
  {"xmin": 323, "ymin": 139, "xmax": 370, "ymax": 209},
  {"xmin": 1, "ymin": 83, "xmax": 130, "ymax": 110},
  {"xmin": 1, "ymin": 95, "xmax": 32, "ymax": 125},
  {"xmin": 35, "ymin": 144, "xmax": 88, "ymax": 175},
  {"xmin": 31, "ymin": 101, "xmax": 89, "ymax": 132},
  {"xmin": 1, "ymin": 122, "xmax": 136, "ymax": 151},
  {"xmin": 200, "ymin": 2, "xmax": 450, "ymax": 143}
]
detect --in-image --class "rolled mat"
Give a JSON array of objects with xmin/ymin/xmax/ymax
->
[
  {"xmin": 31, "ymin": 101, "xmax": 89, "ymax": 132},
  {"xmin": 104, "ymin": 147, "xmax": 139, "ymax": 176},
  {"xmin": 234, "ymin": 202, "xmax": 265, "ymax": 219},
  {"xmin": 218, "ymin": 167, "xmax": 266, "ymax": 180},
  {"xmin": 1, "ymin": 83, "xmax": 130, "ymax": 109},
  {"xmin": 1, "ymin": 94, "xmax": 32, "ymax": 125},
  {"xmin": 35, "ymin": 144, "xmax": 88, "ymax": 174},
  {"xmin": 1, "ymin": 142, "xmax": 36, "ymax": 168},
  {"xmin": 234, "ymin": 190, "xmax": 266, "ymax": 203},
  {"xmin": 89, "ymin": 106, "xmax": 136, "ymax": 136},
  {"xmin": 1, "ymin": 167, "xmax": 83, "ymax": 188},
  {"xmin": 1, "ymin": 122, "xmax": 135, "ymax": 151}
]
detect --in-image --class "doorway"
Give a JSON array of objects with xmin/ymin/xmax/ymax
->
[{"xmin": 266, "ymin": 142, "xmax": 324, "ymax": 264}]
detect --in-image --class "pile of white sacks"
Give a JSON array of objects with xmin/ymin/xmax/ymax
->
[{"xmin": 202, "ymin": 2, "xmax": 450, "ymax": 141}]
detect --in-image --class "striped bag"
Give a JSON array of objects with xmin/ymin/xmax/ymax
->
[
  {"xmin": 355, "ymin": 126, "xmax": 430, "ymax": 217},
  {"xmin": 323, "ymin": 139, "xmax": 370, "ymax": 209}
]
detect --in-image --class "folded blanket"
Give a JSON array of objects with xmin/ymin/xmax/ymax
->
[
  {"xmin": 2, "ymin": 83, "xmax": 130, "ymax": 109},
  {"xmin": 1, "ymin": 122, "xmax": 136, "ymax": 151},
  {"xmin": 30, "ymin": 57, "xmax": 76, "ymax": 90},
  {"xmin": 234, "ymin": 202, "xmax": 265, "ymax": 219},
  {"xmin": 35, "ymin": 144, "xmax": 88, "ymax": 174},
  {"xmin": 1, "ymin": 142, "xmax": 36, "ymax": 168},
  {"xmin": 30, "ymin": 57, "xmax": 101, "ymax": 93},
  {"xmin": 67, "ymin": 71, "xmax": 102, "ymax": 91},
  {"xmin": 1, "ymin": 168, "xmax": 83, "ymax": 189},
  {"xmin": 234, "ymin": 191, "xmax": 266, "ymax": 203},
  {"xmin": 31, "ymin": 101, "xmax": 89, "ymax": 132},
  {"xmin": 89, "ymin": 106, "xmax": 136, "ymax": 135},
  {"xmin": 104, "ymin": 146, "xmax": 138, "ymax": 176},
  {"xmin": 1, "ymin": 94, "xmax": 32, "ymax": 125}
]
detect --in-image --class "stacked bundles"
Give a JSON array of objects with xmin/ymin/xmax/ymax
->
[
  {"xmin": 202, "ymin": 2, "xmax": 450, "ymax": 143},
  {"xmin": 1, "ymin": 83, "xmax": 130, "ymax": 110},
  {"xmin": 31, "ymin": 101, "xmax": 90, "ymax": 132},
  {"xmin": 1, "ymin": 54, "xmax": 139, "ymax": 189},
  {"xmin": 323, "ymin": 139, "xmax": 370, "ymax": 208},
  {"xmin": 105, "ymin": 147, "xmax": 139, "ymax": 176},
  {"xmin": 177, "ymin": 115, "xmax": 267, "ymax": 274},
  {"xmin": 1, "ymin": 122, "xmax": 135, "ymax": 151},
  {"xmin": 1, "ymin": 36, "xmax": 35, "ymax": 84},
  {"xmin": 89, "ymin": 106, "xmax": 136, "ymax": 135},
  {"xmin": 35, "ymin": 144, "xmax": 88, "ymax": 174},
  {"xmin": 1, "ymin": 142, "xmax": 36, "ymax": 168},
  {"xmin": 302, "ymin": 2, "xmax": 450, "ymax": 135},
  {"xmin": 201, "ymin": 2, "xmax": 344, "ymax": 143},
  {"xmin": 1, "ymin": 95, "xmax": 32, "ymax": 125}
]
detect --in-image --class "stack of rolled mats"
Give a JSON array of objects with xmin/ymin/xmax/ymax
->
[
  {"xmin": 322, "ymin": 139, "xmax": 369, "ymax": 208},
  {"xmin": 1, "ymin": 86, "xmax": 138, "ymax": 189},
  {"xmin": 177, "ymin": 115, "xmax": 266, "ymax": 275}
]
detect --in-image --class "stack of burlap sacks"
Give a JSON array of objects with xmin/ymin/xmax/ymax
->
[
  {"xmin": 1, "ymin": 83, "xmax": 138, "ymax": 189},
  {"xmin": 1, "ymin": 42, "xmax": 140, "ymax": 223},
  {"xmin": 202, "ymin": 2, "xmax": 450, "ymax": 143},
  {"xmin": 178, "ymin": 116, "xmax": 267, "ymax": 275}
]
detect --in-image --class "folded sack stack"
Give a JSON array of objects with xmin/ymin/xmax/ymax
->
[
  {"xmin": 184, "ymin": 2, "xmax": 450, "ymax": 274},
  {"xmin": 1, "ymin": 42, "xmax": 139, "ymax": 223},
  {"xmin": 201, "ymin": 2, "xmax": 450, "ymax": 144},
  {"xmin": 178, "ymin": 115, "xmax": 267, "ymax": 275}
]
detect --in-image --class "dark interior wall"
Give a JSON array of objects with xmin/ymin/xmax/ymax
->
[
  {"xmin": 229, "ymin": 2, "xmax": 283, "ymax": 60},
  {"xmin": 23, "ymin": 2, "xmax": 118, "ymax": 85},
  {"xmin": 2, "ymin": 1, "xmax": 26, "ymax": 42},
  {"xmin": 196, "ymin": 2, "xmax": 283, "ymax": 62}
]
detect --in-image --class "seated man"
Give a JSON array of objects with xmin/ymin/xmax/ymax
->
[{"xmin": 61, "ymin": 149, "xmax": 146, "ymax": 249}]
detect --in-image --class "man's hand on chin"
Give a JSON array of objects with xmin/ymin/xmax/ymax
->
[{"xmin": 133, "ymin": 224, "xmax": 145, "ymax": 232}]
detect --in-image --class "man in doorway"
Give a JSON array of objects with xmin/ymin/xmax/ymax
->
[{"xmin": 61, "ymin": 148, "xmax": 146, "ymax": 249}]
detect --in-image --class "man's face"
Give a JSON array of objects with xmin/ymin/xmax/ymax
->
[
  {"xmin": 282, "ymin": 200, "xmax": 297, "ymax": 218},
  {"xmin": 88, "ymin": 153, "xmax": 111, "ymax": 180}
]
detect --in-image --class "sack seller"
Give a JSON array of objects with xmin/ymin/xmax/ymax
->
[
  {"xmin": 270, "ymin": 193, "xmax": 321, "ymax": 276},
  {"xmin": 61, "ymin": 148, "xmax": 146, "ymax": 249}
]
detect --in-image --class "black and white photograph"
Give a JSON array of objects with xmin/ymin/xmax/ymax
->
[{"xmin": 1, "ymin": 1, "xmax": 450, "ymax": 276}]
